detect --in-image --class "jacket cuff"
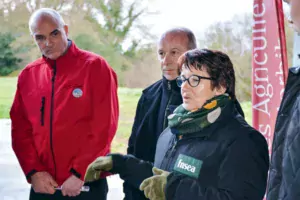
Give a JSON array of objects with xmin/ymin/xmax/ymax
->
[
  {"xmin": 165, "ymin": 172, "xmax": 184, "ymax": 199},
  {"xmin": 107, "ymin": 153, "xmax": 126, "ymax": 174},
  {"xmin": 70, "ymin": 168, "xmax": 81, "ymax": 179},
  {"xmin": 26, "ymin": 169, "xmax": 38, "ymax": 182}
]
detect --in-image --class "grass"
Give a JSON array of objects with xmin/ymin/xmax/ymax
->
[
  {"xmin": 241, "ymin": 101, "xmax": 252, "ymax": 126},
  {"xmin": 112, "ymin": 88, "xmax": 142, "ymax": 153},
  {"xmin": 0, "ymin": 77, "xmax": 252, "ymax": 153},
  {"xmin": 0, "ymin": 77, "xmax": 17, "ymax": 119}
]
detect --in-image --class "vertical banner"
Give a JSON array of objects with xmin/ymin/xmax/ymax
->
[{"xmin": 252, "ymin": 0, "xmax": 288, "ymax": 155}]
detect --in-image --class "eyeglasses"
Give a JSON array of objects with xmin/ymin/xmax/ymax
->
[{"xmin": 176, "ymin": 75, "xmax": 214, "ymax": 87}]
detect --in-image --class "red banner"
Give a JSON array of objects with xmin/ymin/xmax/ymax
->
[{"xmin": 252, "ymin": 0, "xmax": 288, "ymax": 155}]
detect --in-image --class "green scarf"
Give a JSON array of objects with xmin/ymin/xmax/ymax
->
[{"xmin": 168, "ymin": 94, "xmax": 231, "ymax": 135}]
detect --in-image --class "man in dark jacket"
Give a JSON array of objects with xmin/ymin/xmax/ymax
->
[
  {"xmin": 10, "ymin": 8, "xmax": 118, "ymax": 200},
  {"xmin": 124, "ymin": 27, "xmax": 197, "ymax": 199},
  {"xmin": 267, "ymin": 0, "xmax": 300, "ymax": 199}
]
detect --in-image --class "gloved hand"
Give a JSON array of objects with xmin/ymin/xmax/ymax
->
[
  {"xmin": 139, "ymin": 167, "xmax": 170, "ymax": 200},
  {"xmin": 84, "ymin": 156, "xmax": 113, "ymax": 182}
]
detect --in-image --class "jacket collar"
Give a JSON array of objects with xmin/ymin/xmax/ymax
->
[
  {"xmin": 142, "ymin": 76, "xmax": 181, "ymax": 100},
  {"xmin": 162, "ymin": 76, "xmax": 181, "ymax": 93}
]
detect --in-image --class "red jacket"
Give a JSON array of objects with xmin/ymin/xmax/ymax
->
[{"xmin": 10, "ymin": 41, "xmax": 119, "ymax": 185}]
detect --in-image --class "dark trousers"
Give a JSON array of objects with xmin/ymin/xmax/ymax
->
[{"xmin": 29, "ymin": 179, "xmax": 108, "ymax": 200}]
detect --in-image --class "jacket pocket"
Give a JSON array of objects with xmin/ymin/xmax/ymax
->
[{"xmin": 40, "ymin": 96, "xmax": 45, "ymax": 126}]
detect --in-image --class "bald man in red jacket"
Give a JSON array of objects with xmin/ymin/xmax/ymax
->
[{"xmin": 10, "ymin": 8, "xmax": 119, "ymax": 200}]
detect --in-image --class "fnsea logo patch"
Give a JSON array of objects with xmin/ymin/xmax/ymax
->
[{"xmin": 174, "ymin": 154, "xmax": 202, "ymax": 178}]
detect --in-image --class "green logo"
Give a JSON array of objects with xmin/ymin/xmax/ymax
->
[{"xmin": 173, "ymin": 154, "xmax": 203, "ymax": 178}]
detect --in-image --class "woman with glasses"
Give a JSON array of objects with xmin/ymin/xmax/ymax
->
[{"xmin": 84, "ymin": 49, "xmax": 269, "ymax": 200}]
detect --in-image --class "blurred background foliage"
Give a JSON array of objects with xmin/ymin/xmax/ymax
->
[
  {"xmin": 0, "ymin": 0, "xmax": 294, "ymax": 100},
  {"xmin": 0, "ymin": 0, "xmax": 294, "ymax": 153}
]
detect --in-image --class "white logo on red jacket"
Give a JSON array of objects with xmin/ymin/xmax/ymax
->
[{"xmin": 72, "ymin": 88, "xmax": 83, "ymax": 98}]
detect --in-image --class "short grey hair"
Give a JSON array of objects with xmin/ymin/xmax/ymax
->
[
  {"xmin": 159, "ymin": 27, "xmax": 197, "ymax": 50},
  {"xmin": 29, "ymin": 8, "xmax": 65, "ymax": 35}
]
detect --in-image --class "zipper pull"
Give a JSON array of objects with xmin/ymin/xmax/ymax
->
[
  {"xmin": 167, "ymin": 136, "xmax": 177, "ymax": 151},
  {"xmin": 168, "ymin": 81, "xmax": 171, "ymax": 90},
  {"xmin": 171, "ymin": 135, "xmax": 182, "ymax": 151},
  {"xmin": 171, "ymin": 139, "xmax": 177, "ymax": 151}
]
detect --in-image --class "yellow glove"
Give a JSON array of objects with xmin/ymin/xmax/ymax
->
[
  {"xmin": 84, "ymin": 156, "xmax": 113, "ymax": 182},
  {"xmin": 139, "ymin": 167, "xmax": 170, "ymax": 200}
]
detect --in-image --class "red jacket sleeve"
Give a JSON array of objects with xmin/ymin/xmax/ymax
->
[
  {"xmin": 10, "ymin": 80, "xmax": 46, "ymax": 182},
  {"xmin": 71, "ymin": 58, "xmax": 119, "ymax": 180}
]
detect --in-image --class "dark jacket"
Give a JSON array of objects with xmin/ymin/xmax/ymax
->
[
  {"xmin": 112, "ymin": 100, "xmax": 267, "ymax": 200},
  {"xmin": 125, "ymin": 77, "xmax": 182, "ymax": 199},
  {"xmin": 267, "ymin": 67, "xmax": 300, "ymax": 200}
]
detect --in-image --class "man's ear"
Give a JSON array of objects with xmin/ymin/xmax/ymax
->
[{"xmin": 63, "ymin": 25, "xmax": 69, "ymax": 36}]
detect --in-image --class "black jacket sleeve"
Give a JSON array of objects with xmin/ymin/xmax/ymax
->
[
  {"xmin": 110, "ymin": 154, "xmax": 154, "ymax": 189},
  {"xmin": 165, "ymin": 132, "xmax": 269, "ymax": 200},
  {"xmin": 127, "ymin": 95, "xmax": 145, "ymax": 155}
]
